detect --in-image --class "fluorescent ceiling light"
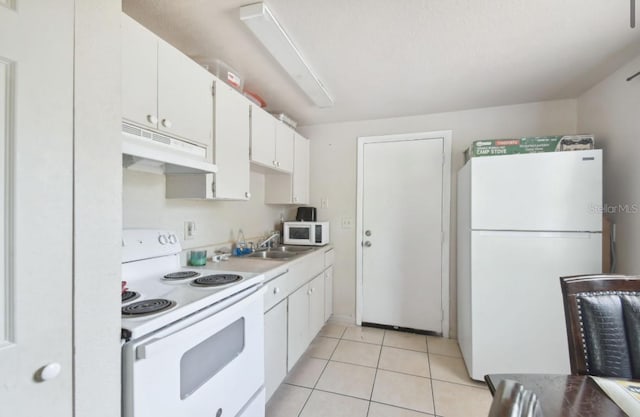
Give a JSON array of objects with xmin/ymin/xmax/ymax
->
[{"xmin": 240, "ymin": 2, "xmax": 334, "ymax": 108}]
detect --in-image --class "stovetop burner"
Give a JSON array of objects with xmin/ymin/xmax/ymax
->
[
  {"xmin": 122, "ymin": 291, "xmax": 140, "ymax": 303},
  {"xmin": 122, "ymin": 299, "xmax": 176, "ymax": 317},
  {"xmin": 191, "ymin": 274, "xmax": 243, "ymax": 287},
  {"xmin": 164, "ymin": 271, "xmax": 200, "ymax": 280}
]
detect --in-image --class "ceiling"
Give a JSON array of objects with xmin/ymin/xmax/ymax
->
[{"xmin": 123, "ymin": 0, "xmax": 640, "ymax": 127}]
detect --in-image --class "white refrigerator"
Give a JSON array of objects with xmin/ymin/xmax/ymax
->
[{"xmin": 457, "ymin": 149, "xmax": 603, "ymax": 381}]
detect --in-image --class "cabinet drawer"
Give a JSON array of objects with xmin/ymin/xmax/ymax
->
[
  {"xmin": 324, "ymin": 248, "xmax": 335, "ymax": 268},
  {"xmin": 263, "ymin": 269, "xmax": 290, "ymax": 312}
]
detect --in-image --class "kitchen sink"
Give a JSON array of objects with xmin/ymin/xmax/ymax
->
[
  {"xmin": 245, "ymin": 250, "xmax": 296, "ymax": 260},
  {"xmin": 269, "ymin": 245, "xmax": 315, "ymax": 253},
  {"xmin": 244, "ymin": 245, "xmax": 315, "ymax": 260}
]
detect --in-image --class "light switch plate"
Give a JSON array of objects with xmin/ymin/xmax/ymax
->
[
  {"xmin": 184, "ymin": 221, "xmax": 196, "ymax": 240},
  {"xmin": 321, "ymin": 197, "xmax": 329, "ymax": 208},
  {"xmin": 341, "ymin": 217, "xmax": 353, "ymax": 229}
]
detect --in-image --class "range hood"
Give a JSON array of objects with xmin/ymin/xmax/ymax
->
[{"xmin": 121, "ymin": 122, "xmax": 218, "ymax": 175}]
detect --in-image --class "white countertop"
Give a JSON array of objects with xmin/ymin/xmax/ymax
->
[{"xmin": 196, "ymin": 245, "xmax": 334, "ymax": 282}]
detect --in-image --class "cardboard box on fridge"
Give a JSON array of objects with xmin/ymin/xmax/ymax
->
[{"xmin": 464, "ymin": 135, "xmax": 594, "ymax": 161}]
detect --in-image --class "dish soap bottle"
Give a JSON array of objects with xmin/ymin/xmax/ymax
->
[{"xmin": 233, "ymin": 229, "xmax": 247, "ymax": 256}]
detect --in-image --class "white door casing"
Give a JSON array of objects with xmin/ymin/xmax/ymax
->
[
  {"xmin": 356, "ymin": 131, "xmax": 451, "ymax": 336},
  {"xmin": 0, "ymin": 0, "xmax": 74, "ymax": 414}
]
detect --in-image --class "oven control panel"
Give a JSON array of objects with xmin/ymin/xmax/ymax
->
[{"xmin": 122, "ymin": 229, "xmax": 181, "ymax": 263}]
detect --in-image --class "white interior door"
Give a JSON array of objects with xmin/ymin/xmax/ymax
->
[
  {"xmin": 0, "ymin": 0, "xmax": 74, "ymax": 414},
  {"xmin": 361, "ymin": 137, "xmax": 445, "ymax": 333}
]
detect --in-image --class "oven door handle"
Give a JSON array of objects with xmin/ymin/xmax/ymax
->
[{"xmin": 136, "ymin": 286, "xmax": 264, "ymax": 360}]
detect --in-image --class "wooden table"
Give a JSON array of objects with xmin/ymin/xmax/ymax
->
[{"xmin": 485, "ymin": 374, "xmax": 627, "ymax": 417}]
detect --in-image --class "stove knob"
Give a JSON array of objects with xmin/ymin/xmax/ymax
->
[
  {"xmin": 168, "ymin": 234, "xmax": 178, "ymax": 244},
  {"xmin": 158, "ymin": 235, "xmax": 168, "ymax": 245}
]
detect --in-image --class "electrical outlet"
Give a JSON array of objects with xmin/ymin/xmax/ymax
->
[
  {"xmin": 184, "ymin": 221, "xmax": 196, "ymax": 240},
  {"xmin": 341, "ymin": 217, "xmax": 354, "ymax": 229},
  {"xmin": 321, "ymin": 197, "xmax": 329, "ymax": 208}
]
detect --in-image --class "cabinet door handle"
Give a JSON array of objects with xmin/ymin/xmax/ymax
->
[
  {"xmin": 273, "ymin": 287, "xmax": 280, "ymax": 295},
  {"xmin": 307, "ymin": 289, "xmax": 312, "ymax": 295},
  {"xmin": 273, "ymin": 160, "xmax": 277, "ymax": 166},
  {"xmin": 245, "ymin": 191, "xmax": 251, "ymax": 199},
  {"xmin": 276, "ymin": 161, "xmax": 281, "ymax": 167},
  {"xmin": 161, "ymin": 118, "xmax": 172, "ymax": 128},
  {"xmin": 146, "ymin": 114, "xmax": 158, "ymax": 125}
]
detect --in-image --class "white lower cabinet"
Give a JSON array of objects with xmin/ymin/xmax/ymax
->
[
  {"xmin": 263, "ymin": 249, "xmax": 334, "ymax": 402},
  {"xmin": 264, "ymin": 300, "xmax": 287, "ymax": 401},
  {"xmin": 287, "ymin": 274, "xmax": 325, "ymax": 369},
  {"xmin": 287, "ymin": 283, "xmax": 310, "ymax": 371},
  {"xmin": 324, "ymin": 266, "xmax": 333, "ymax": 321},
  {"xmin": 308, "ymin": 274, "xmax": 325, "ymax": 340}
]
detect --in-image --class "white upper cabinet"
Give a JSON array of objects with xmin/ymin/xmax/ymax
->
[
  {"xmin": 210, "ymin": 79, "xmax": 251, "ymax": 199},
  {"xmin": 250, "ymin": 105, "xmax": 277, "ymax": 168},
  {"xmin": 122, "ymin": 14, "xmax": 213, "ymax": 148},
  {"xmin": 274, "ymin": 122, "xmax": 294, "ymax": 172},
  {"xmin": 165, "ymin": 78, "xmax": 251, "ymax": 200},
  {"xmin": 265, "ymin": 132, "xmax": 310, "ymax": 205},
  {"xmin": 292, "ymin": 133, "xmax": 310, "ymax": 204},
  {"xmin": 157, "ymin": 39, "xmax": 213, "ymax": 147},
  {"xmin": 122, "ymin": 14, "xmax": 158, "ymax": 130},
  {"xmin": 250, "ymin": 106, "xmax": 294, "ymax": 174}
]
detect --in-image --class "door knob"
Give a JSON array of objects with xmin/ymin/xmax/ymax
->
[
  {"xmin": 37, "ymin": 362, "xmax": 61, "ymax": 382},
  {"xmin": 363, "ymin": 241, "xmax": 372, "ymax": 247},
  {"xmin": 146, "ymin": 114, "xmax": 158, "ymax": 125},
  {"xmin": 365, "ymin": 230, "xmax": 372, "ymax": 237},
  {"xmin": 161, "ymin": 118, "xmax": 172, "ymax": 128}
]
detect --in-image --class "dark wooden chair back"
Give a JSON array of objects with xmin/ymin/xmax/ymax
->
[
  {"xmin": 487, "ymin": 379, "xmax": 543, "ymax": 417},
  {"xmin": 560, "ymin": 274, "xmax": 640, "ymax": 378}
]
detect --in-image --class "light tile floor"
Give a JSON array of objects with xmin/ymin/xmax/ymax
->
[{"xmin": 267, "ymin": 324, "xmax": 492, "ymax": 417}]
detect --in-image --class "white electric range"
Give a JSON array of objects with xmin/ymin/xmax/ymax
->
[{"xmin": 121, "ymin": 228, "xmax": 265, "ymax": 417}]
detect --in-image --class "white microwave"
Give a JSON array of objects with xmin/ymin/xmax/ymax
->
[{"xmin": 283, "ymin": 221, "xmax": 330, "ymax": 246}]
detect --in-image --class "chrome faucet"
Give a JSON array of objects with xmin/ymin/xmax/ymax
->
[{"xmin": 257, "ymin": 232, "xmax": 280, "ymax": 250}]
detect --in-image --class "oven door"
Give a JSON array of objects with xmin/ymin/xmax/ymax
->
[{"xmin": 122, "ymin": 287, "xmax": 264, "ymax": 417}]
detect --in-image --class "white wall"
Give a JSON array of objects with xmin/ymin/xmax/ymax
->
[
  {"xmin": 300, "ymin": 99, "xmax": 578, "ymax": 335},
  {"xmin": 578, "ymin": 54, "xmax": 640, "ymax": 275},
  {"xmin": 123, "ymin": 169, "xmax": 292, "ymax": 253}
]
